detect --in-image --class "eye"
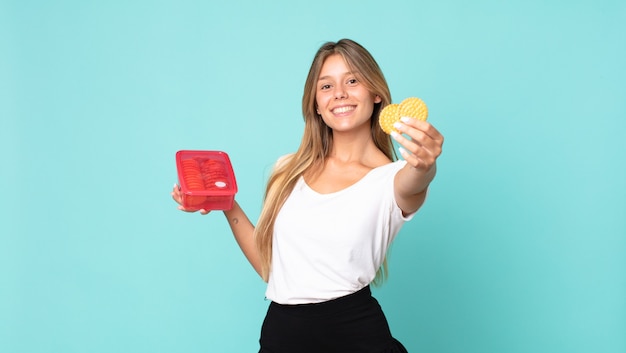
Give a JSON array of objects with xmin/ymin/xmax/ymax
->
[
  {"xmin": 347, "ymin": 78, "xmax": 358, "ymax": 85},
  {"xmin": 319, "ymin": 83, "xmax": 332, "ymax": 90}
]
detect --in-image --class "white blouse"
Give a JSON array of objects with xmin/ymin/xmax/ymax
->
[{"xmin": 265, "ymin": 160, "xmax": 415, "ymax": 304}]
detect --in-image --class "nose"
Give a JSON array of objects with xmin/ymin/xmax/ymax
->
[{"xmin": 334, "ymin": 85, "xmax": 347, "ymax": 100}]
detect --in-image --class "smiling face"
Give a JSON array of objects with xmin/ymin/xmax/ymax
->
[{"xmin": 315, "ymin": 54, "xmax": 382, "ymax": 133}]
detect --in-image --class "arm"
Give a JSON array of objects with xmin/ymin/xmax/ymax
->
[
  {"xmin": 222, "ymin": 200, "xmax": 263, "ymax": 278},
  {"xmin": 390, "ymin": 117, "xmax": 444, "ymax": 215},
  {"xmin": 171, "ymin": 186, "xmax": 263, "ymax": 278}
]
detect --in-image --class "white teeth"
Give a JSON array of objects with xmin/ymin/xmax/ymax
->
[{"xmin": 333, "ymin": 106, "xmax": 354, "ymax": 114}]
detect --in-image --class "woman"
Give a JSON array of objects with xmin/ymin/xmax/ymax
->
[{"xmin": 172, "ymin": 38, "xmax": 444, "ymax": 352}]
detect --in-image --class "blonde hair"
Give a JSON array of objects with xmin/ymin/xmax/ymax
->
[{"xmin": 255, "ymin": 39, "xmax": 396, "ymax": 283}]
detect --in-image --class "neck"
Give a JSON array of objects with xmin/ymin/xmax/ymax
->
[{"xmin": 328, "ymin": 128, "xmax": 376, "ymax": 164}]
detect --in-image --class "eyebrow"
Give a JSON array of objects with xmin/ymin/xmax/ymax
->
[{"xmin": 317, "ymin": 71, "xmax": 356, "ymax": 81}]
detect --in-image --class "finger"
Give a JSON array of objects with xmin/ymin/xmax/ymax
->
[
  {"xmin": 398, "ymin": 147, "xmax": 417, "ymax": 165},
  {"xmin": 393, "ymin": 120, "xmax": 426, "ymax": 146},
  {"xmin": 393, "ymin": 131, "xmax": 438, "ymax": 171},
  {"xmin": 410, "ymin": 130, "xmax": 443, "ymax": 157},
  {"xmin": 391, "ymin": 130, "xmax": 420, "ymax": 155},
  {"xmin": 177, "ymin": 205, "xmax": 199, "ymax": 213},
  {"xmin": 409, "ymin": 138, "xmax": 440, "ymax": 167},
  {"xmin": 399, "ymin": 117, "xmax": 444, "ymax": 142},
  {"xmin": 171, "ymin": 184, "xmax": 185, "ymax": 205},
  {"xmin": 171, "ymin": 190, "xmax": 181, "ymax": 203},
  {"xmin": 398, "ymin": 147, "xmax": 430, "ymax": 171},
  {"xmin": 393, "ymin": 122, "xmax": 443, "ymax": 157}
]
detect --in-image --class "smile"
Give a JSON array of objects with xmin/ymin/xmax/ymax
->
[{"xmin": 332, "ymin": 106, "xmax": 355, "ymax": 114}]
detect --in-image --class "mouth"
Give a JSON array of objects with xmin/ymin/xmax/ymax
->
[{"xmin": 332, "ymin": 105, "xmax": 356, "ymax": 114}]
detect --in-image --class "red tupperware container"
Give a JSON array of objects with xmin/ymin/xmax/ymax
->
[{"xmin": 175, "ymin": 150, "xmax": 238, "ymax": 211}]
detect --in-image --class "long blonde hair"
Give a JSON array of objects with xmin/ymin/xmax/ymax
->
[{"xmin": 255, "ymin": 39, "xmax": 396, "ymax": 283}]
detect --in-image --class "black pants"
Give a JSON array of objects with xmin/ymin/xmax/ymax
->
[{"xmin": 259, "ymin": 286, "xmax": 408, "ymax": 353}]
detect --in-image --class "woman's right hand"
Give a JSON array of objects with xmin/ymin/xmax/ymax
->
[{"xmin": 171, "ymin": 184, "xmax": 210, "ymax": 215}]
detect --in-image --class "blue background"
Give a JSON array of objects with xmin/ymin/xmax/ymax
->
[{"xmin": 1, "ymin": 1, "xmax": 625, "ymax": 352}]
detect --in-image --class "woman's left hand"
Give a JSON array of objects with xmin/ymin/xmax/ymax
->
[
  {"xmin": 391, "ymin": 117, "xmax": 444, "ymax": 173},
  {"xmin": 391, "ymin": 117, "xmax": 444, "ymax": 215}
]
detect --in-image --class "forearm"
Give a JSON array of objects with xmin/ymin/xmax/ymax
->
[
  {"xmin": 394, "ymin": 163, "xmax": 436, "ymax": 215},
  {"xmin": 389, "ymin": 117, "xmax": 443, "ymax": 215},
  {"xmin": 223, "ymin": 200, "xmax": 263, "ymax": 278}
]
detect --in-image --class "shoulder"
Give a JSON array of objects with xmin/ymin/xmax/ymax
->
[
  {"xmin": 373, "ymin": 160, "xmax": 407, "ymax": 174},
  {"xmin": 274, "ymin": 153, "xmax": 295, "ymax": 170}
]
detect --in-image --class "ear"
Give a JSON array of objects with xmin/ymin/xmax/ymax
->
[{"xmin": 374, "ymin": 95, "xmax": 382, "ymax": 103}]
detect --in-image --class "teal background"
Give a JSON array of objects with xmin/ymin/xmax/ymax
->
[{"xmin": 1, "ymin": 0, "xmax": 625, "ymax": 352}]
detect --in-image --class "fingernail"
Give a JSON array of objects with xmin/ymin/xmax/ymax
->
[
  {"xmin": 393, "ymin": 122, "xmax": 403, "ymax": 130},
  {"xmin": 390, "ymin": 131, "xmax": 400, "ymax": 139},
  {"xmin": 400, "ymin": 117, "xmax": 412, "ymax": 123}
]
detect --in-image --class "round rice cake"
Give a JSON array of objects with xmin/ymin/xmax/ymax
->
[
  {"xmin": 378, "ymin": 97, "xmax": 428, "ymax": 135},
  {"xmin": 399, "ymin": 97, "xmax": 428, "ymax": 122},
  {"xmin": 378, "ymin": 103, "xmax": 400, "ymax": 134}
]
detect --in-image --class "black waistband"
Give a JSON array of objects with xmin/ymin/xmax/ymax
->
[{"xmin": 270, "ymin": 286, "xmax": 373, "ymax": 315}]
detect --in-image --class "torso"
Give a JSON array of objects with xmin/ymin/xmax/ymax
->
[
  {"xmin": 304, "ymin": 151, "xmax": 391, "ymax": 194},
  {"xmin": 266, "ymin": 159, "xmax": 412, "ymax": 304}
]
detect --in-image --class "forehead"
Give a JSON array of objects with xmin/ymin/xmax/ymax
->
[{"xmin": 318, "ymin": 54, "xmax": 352, "ymax": 79}]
